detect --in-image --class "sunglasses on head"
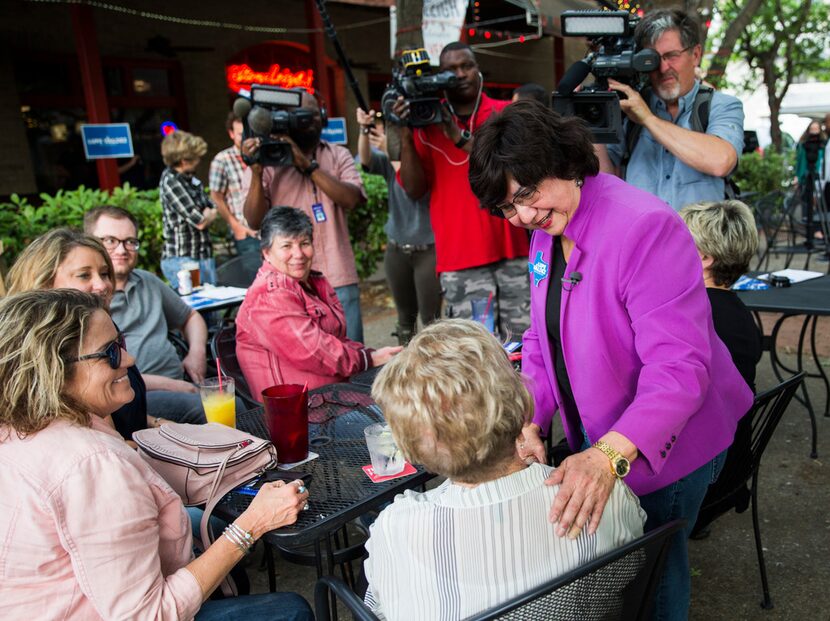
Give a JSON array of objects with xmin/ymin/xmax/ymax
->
[{"xmin": 72, "ymin": 333, "xmax": 126, "ymax": 369}]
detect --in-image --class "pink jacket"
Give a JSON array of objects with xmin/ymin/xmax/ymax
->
[
  {"xmin": 522, "ymin": 173, "xmax": 753, "ymax": 496},
  {"xmin": 236, "ymin": 262, "xmax": 372, "ymax": 398},
  {"xmin": 0, "ymin": 417, "xmax": 202, "ymax": 620}
]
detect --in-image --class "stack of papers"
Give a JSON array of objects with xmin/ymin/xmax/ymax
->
[
  {"xmin": 198, "ymin": 286, "xmax": 247, "ymax": 300},
  {"xmin": 757, "ymin": 269, "xmax": 824, "ymax": 284}
]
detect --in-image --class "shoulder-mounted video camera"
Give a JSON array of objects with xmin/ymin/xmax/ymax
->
[
  {"xmin": 381, "ymin": 48, "xmax": 458, "ymax": 127},
  {"xmin": 552, "ymin": 10, "xmax": 659, "ymax": 143},
  {"xmin": 233, "ymin": 85, "xmax": 316, "ymax": 167}
]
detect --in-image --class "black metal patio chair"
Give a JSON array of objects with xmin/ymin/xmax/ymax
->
[
  {"xmin": 314, "ymin": 520, "xmax": 684, "ymax": 621},
  {"xmin": 209, "ymin": 321, "xmax": 260, "ymax": 409}
]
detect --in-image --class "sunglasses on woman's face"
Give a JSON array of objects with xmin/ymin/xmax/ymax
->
[{"xmin": 72, "ymin": 333, "xmax": 126, "ymax": 369}]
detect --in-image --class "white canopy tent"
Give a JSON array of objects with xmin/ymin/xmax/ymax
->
[{"xmin": 779, "ymin": 82, "xmax": 830, "ymax": 118}]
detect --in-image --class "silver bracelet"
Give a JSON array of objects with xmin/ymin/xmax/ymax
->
[{"xmin": 223, "ymin": 523, "xmax": 255, "ymax": 554}]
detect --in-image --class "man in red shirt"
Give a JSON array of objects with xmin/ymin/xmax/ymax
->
[{"xmin": 396, "ymin": 42, "xmax": 530, "ymax": 336}]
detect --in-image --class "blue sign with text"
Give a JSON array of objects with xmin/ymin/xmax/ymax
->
[
  {"xmin": 80, "ymin": 123, "xmax": 134, "ymax": 160},
  {"xmin": 321, "ymin": 117, "xmax": 348, "ymax": 145}
]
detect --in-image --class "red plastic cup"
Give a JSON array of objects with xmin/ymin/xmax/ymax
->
[{"xmin": 262, "ymin": 384, "xmax": 309, "ymax": 463}]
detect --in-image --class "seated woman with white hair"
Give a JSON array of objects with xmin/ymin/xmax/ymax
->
[
  {"xmin": 679, "ymin": 200, "xmax": 763, "ymax": 537},
  {"xmin": 364, "ymin": 319, "xmax": 646, "ymax": 620}
]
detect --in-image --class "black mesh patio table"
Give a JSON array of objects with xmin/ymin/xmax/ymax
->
[{"xmin": 215, "ymin": 382, "xmax": 433, "ymax": 553}]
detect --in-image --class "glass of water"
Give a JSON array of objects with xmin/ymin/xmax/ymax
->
[{"xmin": 364, "ymin": 423, "xmax": 406, "ymax": 476}]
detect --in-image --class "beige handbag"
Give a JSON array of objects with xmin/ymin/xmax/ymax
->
[{"xmin": 133, "ymin": 422, "xmax": 277, "ymax": 552}]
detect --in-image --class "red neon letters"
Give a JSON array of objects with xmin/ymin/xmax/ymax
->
[{"xmin": 226, "ymin": 63, "xmax": 315, "ymax": 93}]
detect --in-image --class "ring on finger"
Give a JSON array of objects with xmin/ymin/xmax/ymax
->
[
  {"xmin": 297, "ymin": 485, "xmax": 307, "ymax": 495},
  {"xmin": 303, "ymin": 503, "xmax": 310, "ymax": 511}
]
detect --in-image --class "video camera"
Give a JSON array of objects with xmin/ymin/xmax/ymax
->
[
  {"xmin": 233, "ymin": 85, "xmax": 314, "ymax": 166},
  {"xmin": 552, "ymin": 10, "xmax": 659, "ymax": 143},
  {"xmin": 381, "ymin": 48, "xmax": 459, "ymax": 127}
]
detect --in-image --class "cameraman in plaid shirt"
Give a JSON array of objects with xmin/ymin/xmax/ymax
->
[
  {"xmin": 209, "ymin": 112, "xmax": 259, "ymax": 256},
  {"xmin": 159, "ymin": 130, "xmax": 217, "ymax": 285}
]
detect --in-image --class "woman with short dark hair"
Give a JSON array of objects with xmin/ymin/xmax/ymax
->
[
  {"xmin": 469, "ymin": 100, "xmax": 753, "ymax": 621},
  {"xmin": 236, "ymin": 207, "xmax": 400, "ymax": 397}
]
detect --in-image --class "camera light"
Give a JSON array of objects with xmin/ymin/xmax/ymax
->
[
  {"xmin": 251, "ymin": 85, "xmax": 303, "ymax": 107},
  {"xmin": 561, "ymin": 11, "xmax": 629, "ymax": 37}
]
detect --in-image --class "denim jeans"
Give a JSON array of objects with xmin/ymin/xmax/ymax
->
[
  {"xmin": 147, "ymin": 390, "xmax": 246, "ymax": 425},
  {"xmin": 160, "ymin": 256, "xmax": 217, "ymax": 289},
  {"xmin": 638, "ymin": 451, "xmax": 727, "ymax": 621},
  {"xmin": 334, "ymin": 283, "xmax": 364, "ymax": 343},
  {"xmin": 195, "ymin": 592, "xmax": 313, "ymax": 620}
]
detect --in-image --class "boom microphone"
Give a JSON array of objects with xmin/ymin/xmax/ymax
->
[
  {"xmin": 247, "ymin": 107, "xmax": 273, "ymax": 136},
  {"xmin": 232, "ymin": 97, "xmax": 252, "ymax": 119},
  {"xmin": 556, "ymin": 59, "xmax": 592, "ymax": 96}
]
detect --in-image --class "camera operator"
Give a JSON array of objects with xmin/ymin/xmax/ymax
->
[
  {"xmin": 394, "ymin": 42, "xmax": 530, "ymax": 336},
  {"xmin": 241, "ymin": 90, "xmax": 367, "ymax": 343},
  {"xmin": 599, "ymin": 9, "xmax": 744, "ymax": 211}
]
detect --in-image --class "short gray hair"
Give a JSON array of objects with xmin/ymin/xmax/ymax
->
[
  {"xmin": 259, "ymin": 207, "xmax": 314, "ymax": 251},
  {"xmin": 635, "ymin": 9, "xmax": 700, "ymax": 50},
  {"xmin": 679, "ymin": 200, "xmax": 758, "ymax": 287},
  {"xmin": 372, "ymin": 319, "xmax": 532, "ymax": 484}
]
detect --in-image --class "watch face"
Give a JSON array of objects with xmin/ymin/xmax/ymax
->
[{"xmin": 615, "ymin": 458, "xmax": 631, "ymax": 478}]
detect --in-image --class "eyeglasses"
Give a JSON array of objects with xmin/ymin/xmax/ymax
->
[
  {"xmin": 72, "ymin": 333, "xmax": 126, "ymax": 369},
  {"xmin": 488, "ymin": 185, "xmax": 540, "ymax": 219},
  {"xmin": 657, "ymin": 46, "xmax": 693, "ymax": 64},
  {"xmin": 99, "ymin": 236, "xmax": 140, "ymax": 251}
]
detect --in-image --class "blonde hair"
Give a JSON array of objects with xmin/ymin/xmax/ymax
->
[
  {"xmin": 679, "ymin": 200, "xmax": 759, "ymax": 287},
  {"xmin": 161, "ymin": 130, "xmax": 208, "ymax": 167},
  {"xmin": 0, "ymin": 289, "xmax": 104, "ymax": 438},
  {"xmin": 6, "ymin": 228, "xmax": 115, "ymax": 295},
  {"xmin": 372, "ymin": 319, "xmax": 532, "ymax": 483}
]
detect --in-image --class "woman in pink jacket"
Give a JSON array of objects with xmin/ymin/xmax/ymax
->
[
  {"xmin": 469, "ymin": 101, "xmax": 753, "ymax": 621},
  {"xmin": 0, "ymin": 289, "xmax": 312, "ymax": 620},
  {"xmin": 236, "ymin": 206, "xmax": 400, "ymax": 398}
]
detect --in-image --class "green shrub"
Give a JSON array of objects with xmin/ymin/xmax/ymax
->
[
  {"xmin": 733, "ymin": 150, "xmax": 795, "ymax": 197},
  {"xmin": 0, "ymin": 184, "xmax": 165, "ymax": 273},
  {"xmin": 348, "ymin": 170, "xmax": 389, "ymax": 280}
]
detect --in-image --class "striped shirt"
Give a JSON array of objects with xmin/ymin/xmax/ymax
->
[
  {"xmin": 209, "ymin": 145, "xmax": 249, "ymax": 226},
  {"xmin": 364, "ymin": 463, "xmax": 646, "ymax": 620},
  {"xmin": 160, "ymin": 167, "xmax": 213, "ymax": 260}
]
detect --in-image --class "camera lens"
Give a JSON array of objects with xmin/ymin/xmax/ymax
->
[{"xmin": 410, "ymin": 101, "xmax": 440, "ymax": 125}]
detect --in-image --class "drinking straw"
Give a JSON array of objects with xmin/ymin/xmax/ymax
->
[
  {"xmin": 303, "ymin": 381, "xmax": 309, "ymax": 393},
  {"xmin": 216, "ymin": 357, "xmax": 223, "ymax": 392},
  {"xmin": 484, "ymin": 291, "xmax": 494, "ymax": 318}
]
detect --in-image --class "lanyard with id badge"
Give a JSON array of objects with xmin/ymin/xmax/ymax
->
[{"xmin": 310, "ymin": 183, "xmax": 326, "ymax": 223}]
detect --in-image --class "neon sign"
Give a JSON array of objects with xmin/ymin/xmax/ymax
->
[
  {"xmin": 226, "ymin": 63, "xmax": 315, "ymax": 94},
  {"xmin": 160, "ymin": 121, "xmax": 179, "ymax": 136}
]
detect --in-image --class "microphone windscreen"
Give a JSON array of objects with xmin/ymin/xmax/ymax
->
[
  {"xmin": 248, "ymin": 107, "xmax": 273, "ymax": 136},
  {"xmin": 556, "ymin": 61, "xmax": 592, "ymax": 96},
  {"xmin": 232, "ymin": 97, "xmax": 252, "ymax": 119}
]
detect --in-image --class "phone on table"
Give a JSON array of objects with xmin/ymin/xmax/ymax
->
[{"xmin": 236, "ymin": 471, "xmax": 313, "ymax": 497}]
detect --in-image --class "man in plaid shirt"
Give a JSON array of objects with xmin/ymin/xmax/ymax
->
[{"xmin": 210, "ymin": 112, "xmax": 259, "ymax": 256}]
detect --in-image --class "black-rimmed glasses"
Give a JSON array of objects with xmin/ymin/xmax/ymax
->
[
  {"xmin": 657, "ymin": 46, "xmax": 693, "ymax": 64},
  {"xmin": 72, "ymin": 333, "xmax": 126, "ymax": 369},
  {"xmin": 99, "ymin": 236, "xmax": 140, "ymax": 251},
  {"xmin": 488, "ymin": 185, "xmax": 540, "ymax": 219}
]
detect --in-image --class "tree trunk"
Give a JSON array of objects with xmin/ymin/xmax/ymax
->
[
  {"xmin": 763, "ymin": 54, "xmax": 783, "ymax": 152},
  {"xmin": 706, "ymin": 0, "xmax": 765, "ymax": 87},
  {"xmin": 387, "ymin": 0, "xmax": 423, "ymax": 160}
]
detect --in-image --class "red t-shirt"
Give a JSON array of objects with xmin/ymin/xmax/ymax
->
[{"xmin": 402, "ymin": 94, "xmax": 529, "ymax": 273}]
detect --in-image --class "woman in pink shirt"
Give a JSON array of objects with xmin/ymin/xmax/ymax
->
[
  {"xmin": 0, "ymin": 289, "xmax": 313, "ymax": 620},
  {"xmin": 236, "ymin": 207, "xmax": 400, "ymax": 396}
]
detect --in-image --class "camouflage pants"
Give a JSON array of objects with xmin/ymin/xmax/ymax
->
[{"xmin": 440, "ymin": 257, "xmax": 531, "ymax": 339}]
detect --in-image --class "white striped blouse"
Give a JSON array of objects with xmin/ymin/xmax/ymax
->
[{"xmin": 363, "ymin": 462, "xmax": 647, "ymax": 620}]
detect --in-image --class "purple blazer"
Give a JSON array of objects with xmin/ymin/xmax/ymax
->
[{"xmin": 522, "ymin": 173, "xmax": 753, "ymax": 496}]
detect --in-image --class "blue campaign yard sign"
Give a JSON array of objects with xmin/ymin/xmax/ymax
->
[
  {"xmin": 80, "ymin": 123, "xmax": 134, "ymax": 160},
  {"xmin": 321, "ymin": 117, "xmax": 348, "ymax": 145}
]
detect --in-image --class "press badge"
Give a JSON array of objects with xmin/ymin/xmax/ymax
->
[{"xmin": 311, "ymin": 203, "xmax": 327, "ymax": 223}]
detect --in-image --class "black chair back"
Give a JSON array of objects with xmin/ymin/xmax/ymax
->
[
  {"xmin": 216, "ymin": 253, "xmax": 261, "ymax": 289},
  {"xmin": 209, "ymin": 322, "xmax": 260, "ymax": 409},
  {"xmin": 315, "ymin": 520, "xmax": 684, "ymax": 621}
]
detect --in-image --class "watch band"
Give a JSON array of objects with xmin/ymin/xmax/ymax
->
[
  {"xmin": 454, "ymin": 129, "xmax": 471, "ymax": 148},
  {"xmin": 592, "ymin": 440, "xmax": 630, "ymax": 478},
  {"xmin": 303, "ymin": 160, "xmax": 320, "ymax": 176}
]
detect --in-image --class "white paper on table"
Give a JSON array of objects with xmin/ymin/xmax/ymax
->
[
  {"xmin": 279, "ymin": 451, "xmax": 319, "ymax": 470},
  {"xmin": 198, "ymin": 286, "xmax": 248, "ymax": 300},
  {"xmin": 758, "ymin": 269, "xmax": 824, "ymax": 284}
]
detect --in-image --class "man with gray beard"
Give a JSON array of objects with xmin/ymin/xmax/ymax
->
[{"xmin": 600, "ymin": 9, "xmax": 744, "ymax": 211}]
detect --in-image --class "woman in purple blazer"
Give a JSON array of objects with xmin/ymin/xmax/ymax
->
[{"xmin": 469, "ymin": 101, "xmax": 753, "ymax": 621}]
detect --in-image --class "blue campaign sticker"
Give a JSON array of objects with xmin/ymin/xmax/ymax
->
[
  {"xmin": 80, "ymin": 123, "xmax": 134, "ymax": 159},
  {"xmin": 528, "ymin": 250, "xmax": 549, "ymax": 287}
]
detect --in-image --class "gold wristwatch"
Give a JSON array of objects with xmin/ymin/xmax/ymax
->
[{"xmin": 592, "ymin": 440, "xmax": 631, "ymax": 479}]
